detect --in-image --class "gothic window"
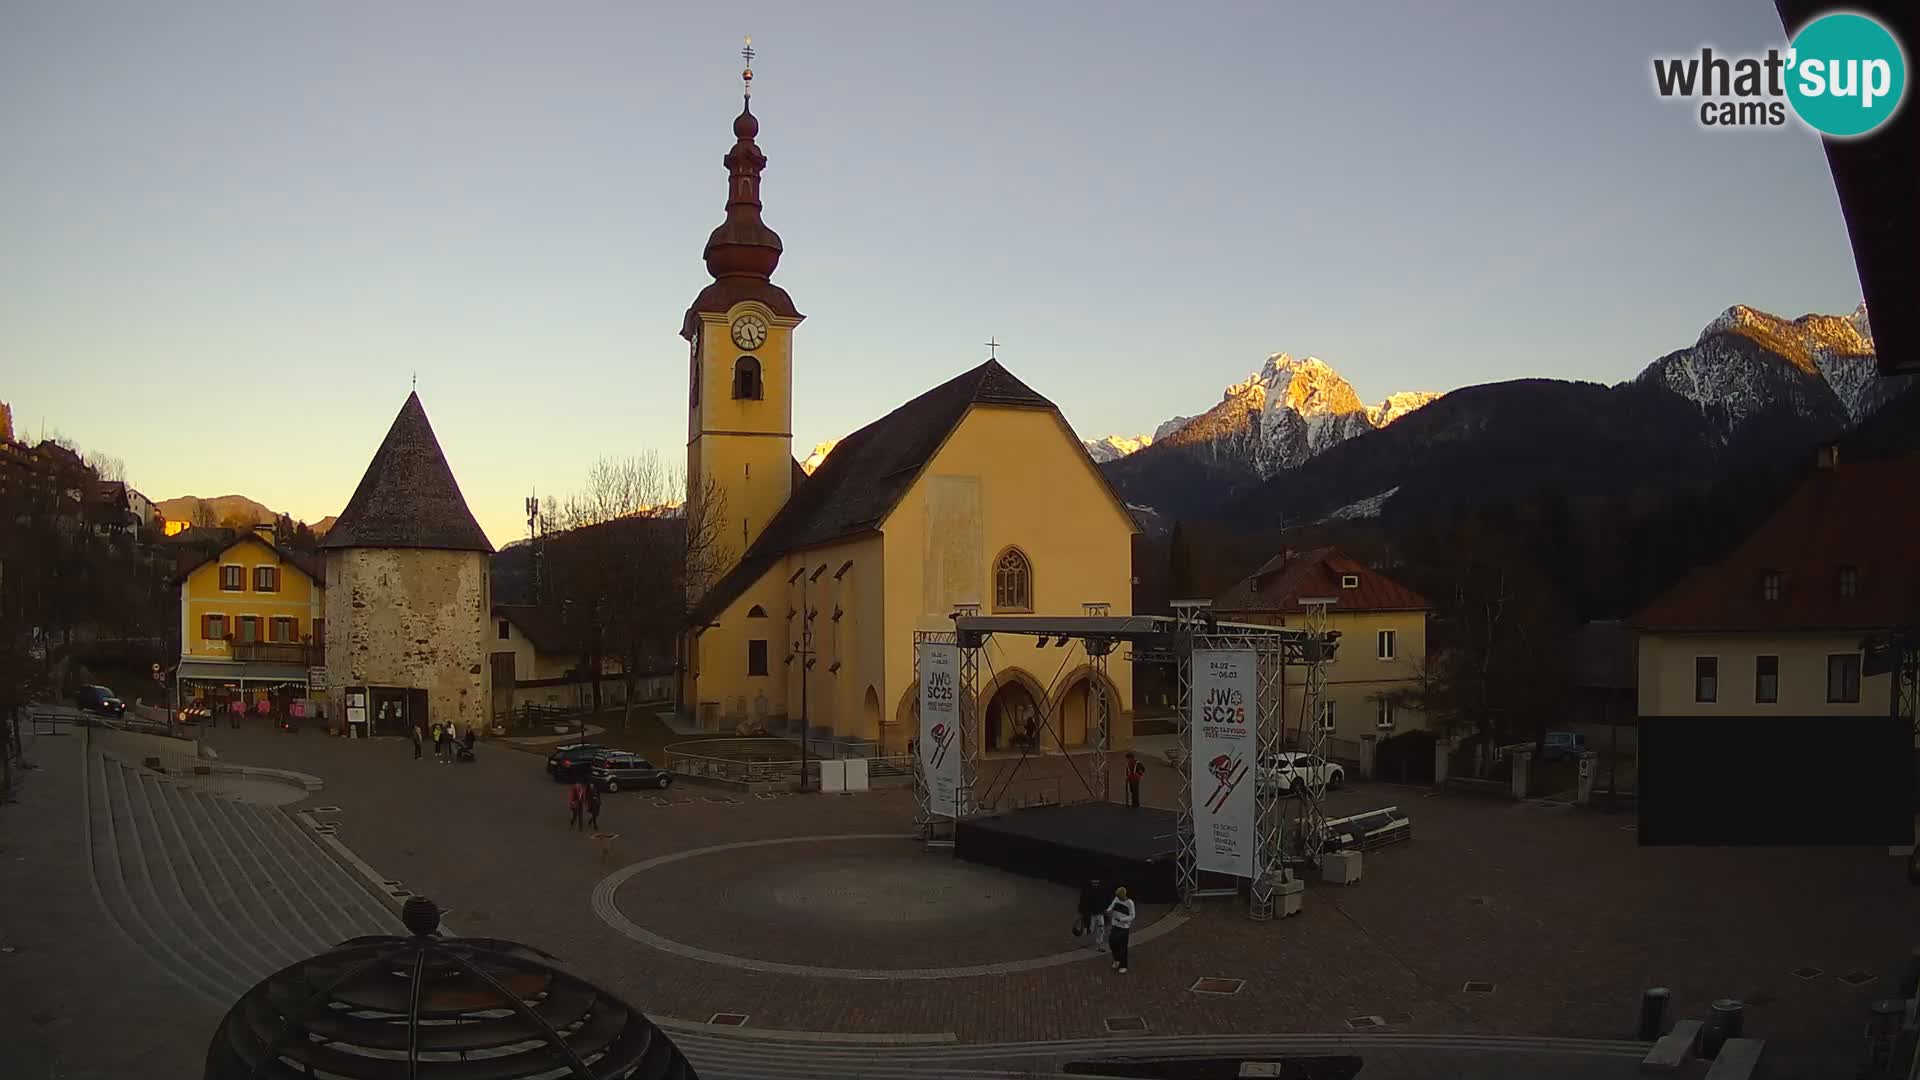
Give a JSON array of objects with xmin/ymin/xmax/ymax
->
[
  {"xmin": 747, "ymin": 605, "xmax": 767, "ymax": 618},
  {"xmin": 994, "ymin": 547, "xmax": 1032, "ymax": 612},
  {"xmin": 733, "ymin": 356, "xmax": 763, "ymax": 400}
]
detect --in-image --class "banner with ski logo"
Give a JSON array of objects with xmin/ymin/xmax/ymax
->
[
  {"xmin": 918, "ymin": 643, "xmax": 964, "ymax": 817},
  {"xmin": 1190, "ymin": 648, "xmax": 1257, "ymax": 877}
]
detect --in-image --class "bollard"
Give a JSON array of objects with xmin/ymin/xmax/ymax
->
[
  {"xmin": 1701, "ymin": 998, "xmax": 1744, "ymax": 1058},
  {"xmin": 1637, "ymin": 987, "xmax": 1671, "ymax": 1042},
  {"xmin": 1864, "ymin": 999, "xmax": 1905, "ymax": 1077}
]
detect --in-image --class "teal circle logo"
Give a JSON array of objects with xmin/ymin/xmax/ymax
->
[{"xmin": 1786, "ymin": 12, "xmax": 1906, "ymax": 137}]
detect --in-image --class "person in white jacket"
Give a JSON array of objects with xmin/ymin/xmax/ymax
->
[{"xmin": 1106, "ymin": 886, "xmax": 1136, "ymax": 973}]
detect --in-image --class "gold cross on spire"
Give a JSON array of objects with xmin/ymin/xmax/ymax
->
[{"xmin": 742, "ymin": 34, "xmax": 755, "ymax": 98}]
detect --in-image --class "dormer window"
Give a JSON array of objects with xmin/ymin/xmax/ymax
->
[
  {"xmin": 1760, "ymin": 571, "xmax": 1781, "ymax": 602},
  {"xmin": 1837, "ymin": 565, "xmax": 1858, "ymax": 598},
  {"xmin": 1340, "ymin": 574, "xmax": 1359, "ymax": 589},
  {"xmin": 732, "ymin": 356, "xmax": 763, "ymax": 400}
]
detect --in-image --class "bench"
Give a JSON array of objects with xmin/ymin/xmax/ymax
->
[
  {"xmin": 1703, "ymin": 1038, "xmax": 1764, "ymax": 1079},
  {"xmin": 1641, "ymin": 1019, "xmax": 1703, "ymax": 1072}
]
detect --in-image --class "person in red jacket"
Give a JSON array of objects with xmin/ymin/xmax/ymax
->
[
  {"xmin": 568, "ymin": 779, "xmax": 587, "ymax": 831},
  {"xmin": 1124, "ymin": 752, "xmax": 1146, "ymax": 808}
]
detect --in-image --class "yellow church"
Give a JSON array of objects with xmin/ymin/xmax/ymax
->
[{"xmin": 678, "ymin": 69, "xmax": 1137, "ymax": 757}]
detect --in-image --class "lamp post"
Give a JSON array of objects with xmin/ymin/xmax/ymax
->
[{"xmin": 787, "ymin": 566, "xmax": 816, "ymax": 792}]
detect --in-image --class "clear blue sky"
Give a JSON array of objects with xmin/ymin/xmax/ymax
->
[{"xmin": 0, "ymin": 1, "xmax": 1865, "ymax": 547}]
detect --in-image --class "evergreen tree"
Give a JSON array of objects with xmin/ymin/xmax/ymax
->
[{"xmin": 1167, "ymin": 521, "xmax": 1195, "ymax": 601}]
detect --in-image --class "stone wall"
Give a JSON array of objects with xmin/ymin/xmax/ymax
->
[{"xmin": 324, "ymin": 547, "xmax": 489, "ymax": 736}]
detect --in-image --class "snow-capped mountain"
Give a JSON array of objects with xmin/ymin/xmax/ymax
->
[
  {"xmin": 1093, "ymin": 354, "xmax": 1442, "ymax": 478},
  {"xmin": 1083, "ymin": 433, "xmax": 1154, "ymax": 463},
  {"xmin": 799, "ymin": 439, "xmax": 839, "ymax": 475},
  {"xmin": 1633, "ymin": 302, "xmax": 1903, "ymax": 446}
]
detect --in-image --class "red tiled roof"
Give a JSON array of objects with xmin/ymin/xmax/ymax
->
[
  {"xmin": 1213, "ymin": 547, "xmax": 1430, "ymax": 615},
  {"xmin": 1632, "ymin": 454, "xmax": 1920, "ymax": 632}
]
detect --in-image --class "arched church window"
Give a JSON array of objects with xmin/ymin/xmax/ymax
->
[
  {"xmin": 994, "ymin": 547, "xmax": 1032, "ymax": 612},
  {"xmin": 733, "ymin": 356, "xmax": 763, "ymax": 400},
  {"xmin": 747, "ymin": 605, "xmax": 767, "ymax": 618}
]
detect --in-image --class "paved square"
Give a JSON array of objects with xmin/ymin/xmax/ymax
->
[{"xmin": 88, "ymin": 724, "xmax": 1918, "ymax": 1065}]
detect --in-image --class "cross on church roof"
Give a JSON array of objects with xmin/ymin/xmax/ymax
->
[{"xmin": 985, "ymin": 337, "xmax": 1001, "ymax": 359}]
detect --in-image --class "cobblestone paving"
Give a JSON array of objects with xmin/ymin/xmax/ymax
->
[{"xmin": 197, "ymin": 725, "xmax": 1913, "ymax": 1064}]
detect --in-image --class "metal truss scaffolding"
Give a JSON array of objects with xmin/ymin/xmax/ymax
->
[
  {"xmin": 911, "ymin": 628, "xmax": 979, "ymax": 845},
  {"xmin": 925, "ymin": 607, "xmax": 1335, "ymax": 920}
]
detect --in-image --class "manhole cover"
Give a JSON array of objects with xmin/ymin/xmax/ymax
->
[
  {"xmin": 1103, "ymin": 1015, "xmax": 1148, "ymax": 1033},
  {"xmin": 1191, "ymin": 977, "xmax": 1245, "ymax": 995},
  {"xmin": 707, "ymin": 1013, "xmax": 749, "ymax": 1026},
  {"xmin": 1793, "ymin": 967, "xmax": 1824, "ymax": 980},
  {"xmin": 1462, "ymin": 981, "xmax": 1496, "ymax": 994},
  {"xmin": 1346, "ymin": 1016, "xmax": 1382, "ymax": 1030},
  {"xmin": 1839, "ymin": 971, "xmax": 1876, "ymax": 986}
]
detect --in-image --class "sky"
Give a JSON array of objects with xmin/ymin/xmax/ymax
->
[{"xmin": 0, "ymin": 1, "xmax": 1869, "ymax": 548}]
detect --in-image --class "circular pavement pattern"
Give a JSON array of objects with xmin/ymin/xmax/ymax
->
[{"xmin": 592, "ymin": 833, "xmax": 1187, "ymax": 980}]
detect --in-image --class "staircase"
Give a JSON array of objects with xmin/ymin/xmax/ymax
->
[{"xmin": 83, "ymin": 743, "xmax": 401, "ymax": 1008}]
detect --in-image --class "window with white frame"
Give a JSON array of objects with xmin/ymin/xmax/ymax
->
[
  {"xmin": 219, "ymin": 565, "xmax": 245, "ymax": 591},
  {"xmin": 1316, "ymin": 700, "xmax": 1337, "ymax": 732},
  {"xmin": 1377, "ymin": 629, "xmax": 1396, "ymax": 660},
  {"xmin": 268, "ymin": 617, "xmax": 297, "ymax": 643},
  {"xmin": 201, "ymin": 613, "xmax": 228, "ymax": 640},
  {"xmin": 1375, "ymin": 697, "xmax": 1395, "ymax": 731},
  {"xmin": 253, "ymin": 565, "xmax": 279, "ymax": 592}
]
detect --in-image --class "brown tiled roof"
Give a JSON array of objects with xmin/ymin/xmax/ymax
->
[
  {"xmin": 691, "ymin": 359, "xmax": 1071, "ymax": 625},
  {"xmin": 1632, "ymin": 454, "xmax": 1920, "ymax": 631},
  {"xmin": 320, "ymin": 393, "xmax": 493, "ymax": 553},
  {"xmin": 1213, "ymin": 547, "xmax": 1431, "ymax": 615}
]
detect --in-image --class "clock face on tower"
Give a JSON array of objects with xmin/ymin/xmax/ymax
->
[{"xmin": 730, "ymin": 314, "xmax": 769, "ymax": 351}]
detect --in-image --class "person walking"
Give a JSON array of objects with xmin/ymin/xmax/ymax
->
[
  {"xmin": 430, "ymin": 723, "xmax": 444, "ymax": 763},
  {"xmin": 1106, "ymin": 886, "xmax": 1136, "ymax": 973},
  {"xmin": 1124, "ymin": 752, "xmax": 1146, "ymax": 808},
  {"xmin": 568, "ymin": 779, "xmax": 587, "ymax": 831},
  {"xmin": 411, "ymin": 723, "xmax": 423, "ymax": 760},
  {"xmin": 587, "ymin": 783, "xmax": 603, "ymax": 831},
  {"xmin": 1074, "ymin": 877, "xmax": 1107, "ymax": 950}
]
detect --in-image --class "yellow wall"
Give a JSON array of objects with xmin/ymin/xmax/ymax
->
[
  {"xmin": 179, "ymin": 534, "xmax": 324, "ymax": 660},
  {"xmin": 687, "ymin": 301, "xmax": 799, "ymax": 559},
  {"xmin": 1222, "ymin": 608, "xmax": 1430, "ymax": 747},
  {"xmin": 1637, "ymin": 631, "xmax": 1888, "ymax": 717},
  {"xmin": 881, "ymin": 404, "xmax": 1137, "ymax": 752}
]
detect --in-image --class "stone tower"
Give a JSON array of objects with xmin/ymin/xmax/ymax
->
[{"xmin": 320, "ymin": 393, "xmax": 494, "ymax": 737}]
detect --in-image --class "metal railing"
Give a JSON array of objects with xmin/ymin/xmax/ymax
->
[{"xmin": 662, "ymin": 745, "xmax": 917, "ymax": 788}]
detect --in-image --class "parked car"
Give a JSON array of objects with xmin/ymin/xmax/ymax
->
[
  {"xmin": 1540, "ymin": 730, "xmax": 1587, "ymax": 763},
  {"xmin": 1256, "ymin": 752, "xmax": 1343, "ymax": 797},
  {"xmin": 75, "ymin": 685, "xmax": 126, "ymax": 719},
  {"xmin": 590, "ymin": 753, "xmax": 674, "ymax": 793},
  {"xmin": 546, "ymin": 742, "xmax": 607, "ymax": 781}
]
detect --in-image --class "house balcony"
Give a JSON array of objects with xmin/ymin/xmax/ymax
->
[{"xmin": 229, "ymin": 642, "xmax": 321, "ymax": 666}]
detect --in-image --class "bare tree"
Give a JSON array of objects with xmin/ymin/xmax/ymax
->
[
  {"xmin": 190, "ymin": 499, "xmax": 219, "ymax": 530},
  {"xmin": 84, "ymin": 452, "xmax": 126, "ymax": 484},
  {"xmin": 544, "ymin": 454, "xmax": 730, "ymax": 730}
]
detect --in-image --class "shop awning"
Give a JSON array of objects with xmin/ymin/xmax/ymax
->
[{"xmin": 177, "ymin": 660, "xmax": 313, "ymax": 684}]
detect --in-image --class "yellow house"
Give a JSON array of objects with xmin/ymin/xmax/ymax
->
[
  {"xmin": 1212, "ymin": 547, "xmax": 1432, "ymax": 758},
  {"xmin": 1632, "ymin": 452, "xmax": 1914, "ymax": 729},
  {"xmin": 173, "ymin": 524, "xmax": 326, "ymax": 720},
  {"xmin": 678, "ymin": 90, "xmax": 1137, "ymax": 755}
]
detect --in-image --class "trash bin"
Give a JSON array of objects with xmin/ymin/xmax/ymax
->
[{"xmin": 1702, "ymin": 998, "xmax": 1744, "ymax": 1058}]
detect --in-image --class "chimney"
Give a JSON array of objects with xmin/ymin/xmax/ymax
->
[
  {"xmin": 1815, "ymin": 445, "xmax": 1840, "ymax": 470},
  {"xmin": 253, "ymin": 522, "xmax": 276, "ymax": 544}
]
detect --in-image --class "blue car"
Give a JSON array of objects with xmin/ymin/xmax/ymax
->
[{"xmin": 75, "ymin": 685, "xmax": 126, "ymax": 719}]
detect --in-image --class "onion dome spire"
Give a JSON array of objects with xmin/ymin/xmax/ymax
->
[{"xmin": 703, "ymin": 34, "xmax": 783, "ymax": 282}]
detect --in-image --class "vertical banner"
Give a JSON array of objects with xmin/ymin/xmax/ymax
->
[
  {"xmin": 918, "ymin": 643, "xmax": 964, "ymax": 817},
  {"xmin": 1191, "ymin": 649, "xmax": 1257, "ymax": 877}
]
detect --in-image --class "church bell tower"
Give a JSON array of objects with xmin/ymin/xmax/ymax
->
[{"xmin": 683, "ymin": 36, "xmax": 804, "ymax": 564}]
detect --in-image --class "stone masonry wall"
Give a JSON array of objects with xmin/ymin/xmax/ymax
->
[{"xmin": 324, "ymin": 547, "xmax": 490, "ymax": 737}]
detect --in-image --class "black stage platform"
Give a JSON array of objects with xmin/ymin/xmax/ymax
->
[{"xmin": 955, "ymin": 803, "xmax": 1181, "ymax": 904}]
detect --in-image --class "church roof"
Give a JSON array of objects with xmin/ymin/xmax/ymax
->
[
  {"xmin": 691, "ymin": 359, "xmax": 1058, "ymax": 625},
  {"xmin": 320, "ymin": 392, "xmax": 494, "ymax": 554}
]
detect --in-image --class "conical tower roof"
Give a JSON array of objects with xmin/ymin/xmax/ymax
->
[{"xmin": 320, "ymin": 393, "xmax": 493, "ymax": 553}]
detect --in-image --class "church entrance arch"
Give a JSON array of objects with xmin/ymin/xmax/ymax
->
[
  {"xmin": 862, "ymin": 685, "xmax": 882, "ymax": 744},
  {"xmin": 1051, "ymin": 665, "xmax": 1123, "ymax": 749},
  {"xmin": 982, "ymin": 672, "xmax": 1045, "ymax": 753}
]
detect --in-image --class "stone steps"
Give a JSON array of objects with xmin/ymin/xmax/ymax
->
[{"xmin": 83, "ymin": 742, "xmax": 400, "ymax": 1008}]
